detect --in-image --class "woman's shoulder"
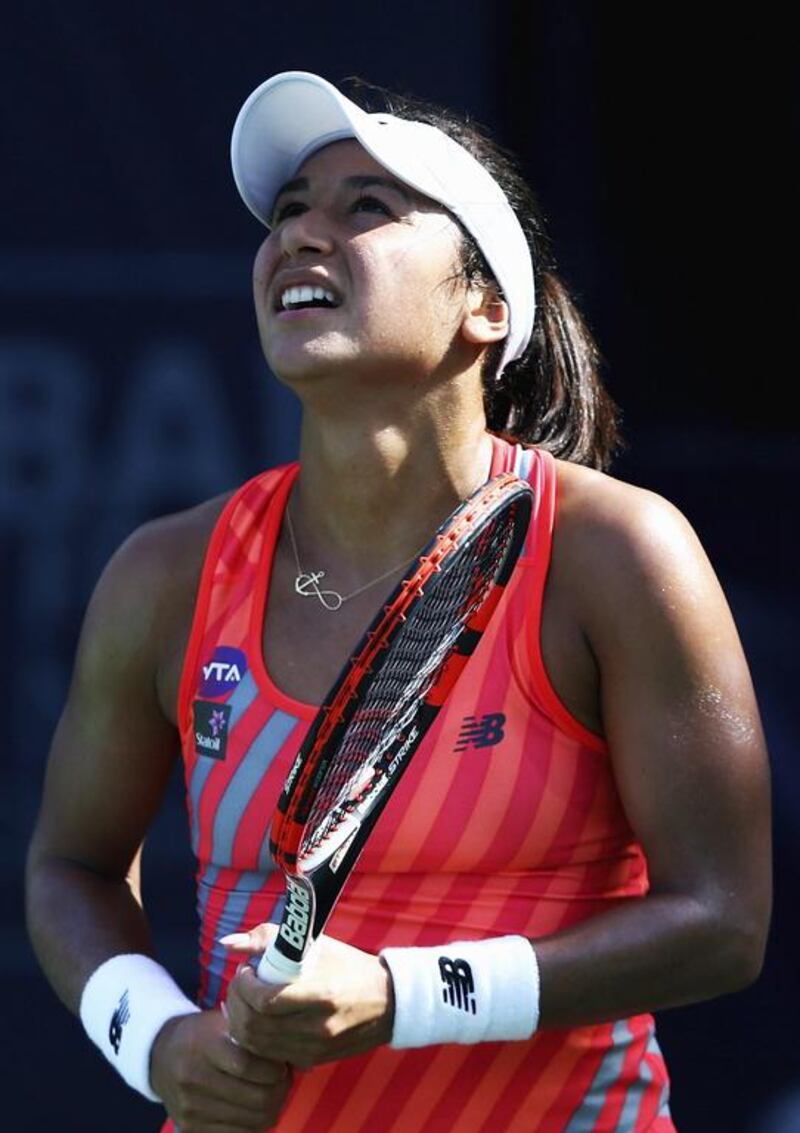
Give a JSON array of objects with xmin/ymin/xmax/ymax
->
[
  {"xmin": 81, "ymin": 491, "xmax": 234, "ymax": 658},
  {"xmin": 550, "ymin": 458, "xmax": 716, "ymax": 617},
  {"xmin": 553, "ymin": 458, "xmax": 700, "ymax": 550},
  {"xmin": 109, "ymin": 491, "xmax": 234, "ymax": 592}
]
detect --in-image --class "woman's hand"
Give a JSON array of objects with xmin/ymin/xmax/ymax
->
[
  {"xmin": 150, "ymin": 1008, "xmax": 291, "ymax": 1132},
  {"xmin": 223, "ymin": 927, "xmax": 395, "ymax": 1070}
]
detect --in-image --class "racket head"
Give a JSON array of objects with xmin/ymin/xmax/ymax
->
[{"xmin": 266, "ymin": 471, "xmax": 532, "ymax": 970}]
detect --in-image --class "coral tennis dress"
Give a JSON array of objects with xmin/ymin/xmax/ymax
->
[{"xmin": 163, "ymin": 437, "xmax": 674, "ymax": 1132}]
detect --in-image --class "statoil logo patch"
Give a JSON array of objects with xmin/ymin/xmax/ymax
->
[
  {"xmin": 193, "ymin": 700, "xmax": 232, "ymax": 760},
  {"xmin": 199, "ymin": 646, "xmax": 247, "ymax": 698}
]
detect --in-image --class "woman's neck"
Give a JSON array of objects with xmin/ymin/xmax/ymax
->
[{"xmin": 291, "ymin": 406, "xmax": 493, "ymax": 578}]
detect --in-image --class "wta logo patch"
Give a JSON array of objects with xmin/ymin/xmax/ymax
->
[
  {"xmin": 199, "ymin": 646, "xmax": 247, "ymax": 698},
  {"xmin": 193, "ymin": 700, "xmax": 232, "ymax": 760}
]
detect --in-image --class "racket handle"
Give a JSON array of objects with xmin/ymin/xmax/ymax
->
[{"xmin": 256, "ymin": 939, "xmax": 304, "ymax": 985}]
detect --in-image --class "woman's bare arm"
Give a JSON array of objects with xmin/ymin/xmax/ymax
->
[
  {"xmin": 25, "ymin": 517, "xmax": 187, "ymax": 1009},
  {"xmin": 533, "ymin": 470, "xmax": 771, "ymax": 1026}
]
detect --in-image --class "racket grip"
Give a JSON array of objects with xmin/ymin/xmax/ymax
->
[{"xmin": 256, "ymin": 939, "xmax": 304, "ymax": 985}]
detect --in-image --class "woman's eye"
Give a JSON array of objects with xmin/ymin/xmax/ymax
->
[
  {"xmin": 351, "ymin": 195, "xmax": 392, "ymax": 217},
  {"xmin": 272, "ymin": 201, "xmax": 307, "ymax": 224}
]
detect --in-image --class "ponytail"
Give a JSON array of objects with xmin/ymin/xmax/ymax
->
[{"xmin": 484, "ymin": 271, "xmax": 620, "ymax": 471}]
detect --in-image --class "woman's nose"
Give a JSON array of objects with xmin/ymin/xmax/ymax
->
[{"xmin": 279, "ymin": 211, "xmax": 335, "ymax": 258}]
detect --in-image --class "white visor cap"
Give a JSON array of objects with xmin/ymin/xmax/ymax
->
[{"xmin": 231, "ymin": 71, "xmax": 535, "ymax": 376}]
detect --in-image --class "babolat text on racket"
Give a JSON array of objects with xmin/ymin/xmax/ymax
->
[{"xmin": 257, "ymin": 472, "xmax": 532, "ymax": 984}]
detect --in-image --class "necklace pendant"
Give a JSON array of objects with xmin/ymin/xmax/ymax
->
[{"xmin": 294, "ymin": 571, "xmax": 344, "ymax": 612}]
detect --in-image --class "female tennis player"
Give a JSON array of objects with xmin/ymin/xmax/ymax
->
[{"xmin": 26, "ymin": 71, "xmax": 771, "ymax": 1132}]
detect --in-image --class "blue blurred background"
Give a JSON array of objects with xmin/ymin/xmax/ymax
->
[{"xmin": 2, "ymin": 3, "xmax": 796, "ymax": 1128}]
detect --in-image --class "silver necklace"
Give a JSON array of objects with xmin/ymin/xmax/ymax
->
[{"xmin": 285, "ymin": 504, "xmax": 414, "ymax": 612}]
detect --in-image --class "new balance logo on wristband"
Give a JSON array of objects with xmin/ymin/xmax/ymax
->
[
  {"xmin": 439, "ymin": 956, "xmax": 477, "ymax": 1014},
  {"xmin": 109, "ymin": 989, "xmax": 131, "ymax": 1054},
  {"xmin": 454, "ymin": 713, "xmax": 506, "ymax": 752}
]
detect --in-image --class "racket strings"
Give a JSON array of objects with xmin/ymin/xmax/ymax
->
[{"xmin": 297, "ymin": 509, "xmax": 518, "ymax": 863}]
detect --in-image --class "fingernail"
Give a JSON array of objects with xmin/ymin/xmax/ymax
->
[{"xmin": 219, "ymin": 932, "xmax": 251, "ymax": 947}]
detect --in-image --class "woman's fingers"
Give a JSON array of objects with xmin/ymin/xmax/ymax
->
[
  {"xmin": 150, "ymin": 1009, "xmax": 291, "ymax": 1131},
  {"xmin": 219, "ymin": 921, "xmax": 279, "ymax": 955}
]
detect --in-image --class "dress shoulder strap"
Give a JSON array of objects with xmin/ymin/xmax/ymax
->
[{"xmin": 491, "ymin": 437, "xmax": 606, "ymax": 752}]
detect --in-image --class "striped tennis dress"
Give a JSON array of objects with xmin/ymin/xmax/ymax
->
[{"xmin": 165, "ymin": 437, "xmax": 675, "ymax": 1132}]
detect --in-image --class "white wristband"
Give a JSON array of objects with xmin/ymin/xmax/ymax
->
[
  {"xmin": 79, "ymin": 953, "xmax": 200, "ymax": 1101},
  {"xmin": 380, "ymin": 935, "xmax": 540, "ymax": 1049}
]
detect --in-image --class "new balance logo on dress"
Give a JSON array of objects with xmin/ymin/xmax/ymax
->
[
  {"xmin": 109, "ymin": 989, "xmax": 130, "ymax": 1054},
  {"xmin": 439, "ymin": 956, "xmax": 477, "ymax": 1014},
  {"xmin": 454, "ymin": 713, "xmax": 506, "ymax": 752}
]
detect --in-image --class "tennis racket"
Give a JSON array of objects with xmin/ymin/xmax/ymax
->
[{"xmin": 257, "ymin": 471, "xmax": 532, "ymax": 985}]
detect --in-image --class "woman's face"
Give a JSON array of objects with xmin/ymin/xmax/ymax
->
[{"xmin": 252, "ymin": 139, "xmax": 475, "ymax": 389}]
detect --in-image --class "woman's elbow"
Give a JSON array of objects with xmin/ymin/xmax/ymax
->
[{"xmin": 712, "ymin": 898, "xmax": 771, "ymax": 994}]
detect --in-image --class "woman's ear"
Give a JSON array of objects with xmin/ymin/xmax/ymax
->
[{"xmin": 461, "ymin": 285, "xmax": 509, "ymax": 346}]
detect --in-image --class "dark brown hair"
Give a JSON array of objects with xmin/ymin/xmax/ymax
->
[{"xmin": 346, "ymin": 80, "xmax": 621, "ymax": 471}]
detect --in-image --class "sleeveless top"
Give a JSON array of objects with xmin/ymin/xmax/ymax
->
[{"xmin": 167, "ymin": 437, "xmax": 675, "ymax": 1132}]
